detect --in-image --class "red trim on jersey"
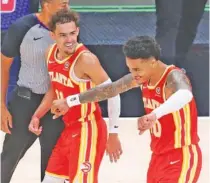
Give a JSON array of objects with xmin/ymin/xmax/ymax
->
[{"xmin": 179, "ymin": 108, "xmax": 186, "ymax": 146}]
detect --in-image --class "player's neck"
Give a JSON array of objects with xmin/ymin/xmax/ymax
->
[
  {"xmin": 56, "ymin": 49, "xmax": 70, "ymax": 60},
  {"xmin": 36, "ymin": 11, "xmax": 52, "ymax": 29},
  {"xmin": 149, "ymin": 62, "xmax": 168, "ymax": 86}
]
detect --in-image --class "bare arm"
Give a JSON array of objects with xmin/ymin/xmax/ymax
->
[
  {"xmin": 33, "ymin": 83, "xmax": 56, "ymax": 118},
  {"xmin": 1, "ymin": 53, "xmax": 13, "ymax": 106},
  {"xmin": 76, "ymin": 52, "xmax": 110, "ymax": 85},
  {"xmin": 164, "ymin": 69, "xmax": 191, "ymax": 99},
  {"xmin": 32, "ymin": 45, "xmax": 55, "ymax": 118},
  {"xmin": 79, "ymin": 73, "xmax": 137, "ymax": 103}
]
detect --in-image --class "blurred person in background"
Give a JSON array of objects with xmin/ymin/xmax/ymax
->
[
  {"xmin": 1, "ymin": 1, "xmax": 70, "ymax": 182},
  {"xmin": 155, "ymin": 0, "xmax": 207, "ymax": 66}
]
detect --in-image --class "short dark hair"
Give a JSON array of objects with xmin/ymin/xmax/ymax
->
[
  {"xmin": 49, "ymin": 9, "xmax": 80, "ymax": 32},
  {"xmin": 123, "ymin": 36, "xmax": 161, "ymax": 60}
]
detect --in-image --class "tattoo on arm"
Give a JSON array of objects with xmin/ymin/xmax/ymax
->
[
  {"xmin": 79, "ymin": 73, "xmax": 136, "ymax": 103},
  {"xmin": 165, "ymin": 70, "xmax": 191, "ymax": 93}
]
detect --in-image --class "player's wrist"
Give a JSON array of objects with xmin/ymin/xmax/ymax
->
[
  {"xmin": 151, "ymin": 110, "xmax": 159, "ymax": 120},
  {"xmin": 108, "ymin": 117, "xmax": 120, "ymax": 133},
  {"xmin": 32, "ymin": 115, "xmax": 40, "ymax": 120},
  {"xmin": 66, "ymin": 94, "xmax": 81, "ymax": 108},
  {"xmin": 109, "ymin": 132, "xmax": 118, "ymax": 136},
  {"xmin": 109, "ymin": 125, "xmax": 119, "ymax": 134}
]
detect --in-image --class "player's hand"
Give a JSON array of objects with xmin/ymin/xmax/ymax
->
[
  {"xmin": 1, "ymin": 104, "xmax": 12, "ymax": 134},
  {"xmin": 51, "ymin": 99, "xmax": 69, "ymax": 119},
  {"xmin": 138, "ymin": 113, "xmax": 157, "ymax": 135},
  {"xmin": 28, "ymin": 116, "xmax": 42, "ymax": 136},
  {"xmin": 106, "ymin": 133, "xmax": 123, "ymax": 163}
]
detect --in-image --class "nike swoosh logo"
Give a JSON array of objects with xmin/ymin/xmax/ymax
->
[
  {"xmin": 170, "ymin": 160, "xmax": 180, "ymax": 165},
  {"xmin": 72, "ymin": 134, "xmax": 78, "ymax": 138},
  {"xmin": 33, "ymin": 37, "xmax": 43, "ymax": 41},
  {"xmin": 48, "ymin": 60, "xmax": 55, "ymax": 64}
]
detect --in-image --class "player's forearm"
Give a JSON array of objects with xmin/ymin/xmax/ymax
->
[
  {"xmin": 79, "ymin": 74, "xmax": 135, "ymax": 104},
  {"xmin": 108, "ymin": 94, "xmax": 121, "ymax": 133},
  {"xmin": 66, "ymin": 74, "xmax": 136, "ymax": 108},
  {"xmin": 33, "ymin": 86, "xmax": 56, "ymax": 119},
  {"xmin": 79, "ymin": 84, "xmax": 119, "ymax": 104}
]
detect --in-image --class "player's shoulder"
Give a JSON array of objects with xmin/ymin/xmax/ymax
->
[
  {"xmin": 166, "ymin": 67, "xmax": 187, "ymax": 80},
  {"xmin": 47, "ymin": 43, "xmax": 57, "ymax": 51},
  {"xmin": 78, "ymin": 50, "xmax": 98, "ymax": 65},
  {"xmin": 45, "ymin": 43, "xmax": 57, "ymax": 59},
  {"xmin": 165, "ymin": 66, "xmax": 192, "ymax": 89}
]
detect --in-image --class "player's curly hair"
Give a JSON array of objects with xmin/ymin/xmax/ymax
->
[
  {"xmin": 123, "ymin": 36, "xmax": 161, "ymax": 60},
  {"xmin": 48, "ymin": 9, "xmax": 80, "ymax": 32}
]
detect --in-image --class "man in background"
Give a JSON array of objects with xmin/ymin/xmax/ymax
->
[
  {"xmin": 1, "ymin": 1, "xmax": 70, "ymax": 182},
  {"xmin": 155, "ymin": 0, "xmax": 207, "ymax": 65}
]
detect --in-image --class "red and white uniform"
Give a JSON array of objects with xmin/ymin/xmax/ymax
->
[
  {"xmin": 141, "ymin": 65, "xmax": 202, "ymax": 183},
  {"xmin": 46, "ymin": 43, "xmax": 107, "ymax": 183}
]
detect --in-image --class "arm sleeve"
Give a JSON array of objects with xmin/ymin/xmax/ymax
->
[{"xmin": 153, "ymin": 89, "xmax": 193, "ymax": 119}]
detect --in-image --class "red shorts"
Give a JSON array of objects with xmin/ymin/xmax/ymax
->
[
  {"xmin": 147, "ymin": 144, "xmax": 202, "ymax": 183},
  {"xmin": 46, "ymin": 118, "xmax": 107, "ymax": 183}
]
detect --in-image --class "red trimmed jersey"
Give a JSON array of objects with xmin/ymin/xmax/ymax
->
[
  {"xmin": 141, "ymin": 65, "xmax": 199, "ymax": 154},
  {"xmin": 47, "ymin": 43, "xmax": 103, "ymax": 125}
]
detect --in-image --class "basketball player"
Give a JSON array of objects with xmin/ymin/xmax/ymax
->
[
  {"xmin": 52, "ymin": 36, "xmax": 202, "ymax": 183},
  {"xmin": 28, "ymin": 9, "xmax": 122, "ymax": 183}
]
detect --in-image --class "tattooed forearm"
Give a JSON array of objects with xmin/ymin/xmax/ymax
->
[
  {"xmin": 165, "ymin": 70, "xmax": 191, "ymax": 93},
  {"xmin": 79, "ymin": 74, "xmax": 136, "ymax": 103}
]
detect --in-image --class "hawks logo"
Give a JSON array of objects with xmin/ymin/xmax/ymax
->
[
  {"xmin": 80, "ymin": 162, "xmax": 92, "ymax": 173},
  {"xmin": 1, "ymin": 0, "xmax": 16, "ymax": 13},
  {"xmin": 63, "ymin": 61, "xmax": 70, "ymax": 70},
  {"xmin": 156, "ymin": 87, "xmax": 161, "ymax": 95}
]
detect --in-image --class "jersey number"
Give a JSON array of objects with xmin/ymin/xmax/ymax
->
[
  {"xmin": 150, "ymin": 120, "xmax": 162, "ymax": 137},
  {"xmin": 55, "ymin": 90, "xmax": 64, "ymax": 99}
]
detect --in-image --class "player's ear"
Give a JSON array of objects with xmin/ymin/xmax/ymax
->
[
  {"xmin": 43, "ymin": 2, "xmax": 50, "ymax": 13},
  {"xmin": 50, "ymin": 31, "xmax": 56, "ymax": 40},
  {"xmin": 150, "ymin": 57, "xmax": 157, "ymax": 68},
  {"xmin": 76, "ymin": 27, "xmax": 80, "ymax": 36}
]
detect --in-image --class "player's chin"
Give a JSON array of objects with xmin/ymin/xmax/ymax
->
[
  {"xmin": 136, "ymin": 79, "xmax": 146, "ymax": 85},
  {"xmin": 67, "ymin": 46, "xmax": 76, "ymax": 53}
]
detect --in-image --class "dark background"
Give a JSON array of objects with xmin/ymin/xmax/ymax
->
[{"xmin": 1, "ymin": 0, "xmax": 209, "ymax": 117}]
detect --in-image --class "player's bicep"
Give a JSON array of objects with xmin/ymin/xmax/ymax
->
[
  {"xmin": 164, "ymin": 70, "xmax": 191, "ymax": 99},
  {"xmin": 82, "ymin": 53, "xmax": 109, "ymax": 85}
]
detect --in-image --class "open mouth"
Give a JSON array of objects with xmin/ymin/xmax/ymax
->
[{"xmin": 65, "ymin": 43, "xmax": 74, "ymax": 49}]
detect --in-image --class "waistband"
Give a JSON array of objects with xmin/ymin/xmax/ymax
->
[
  {"xmin": 63, "ymin": 109, "xmax": 103, "ymax": 126},
  {"xmin": 14, "ymin": 85, "xmax": 45, "ymax": 97},
  {"xmin": 152, "ymin": 143, "xmax": 200, "ymax": 156}
]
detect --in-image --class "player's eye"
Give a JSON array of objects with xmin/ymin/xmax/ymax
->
[
  {"xmin": 60, "ymin": 34, "xmax": 66, "ymax": 37},
  {"xmin": 132, "ymin": 68, "xmax": 140, "ymax": 72}
]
